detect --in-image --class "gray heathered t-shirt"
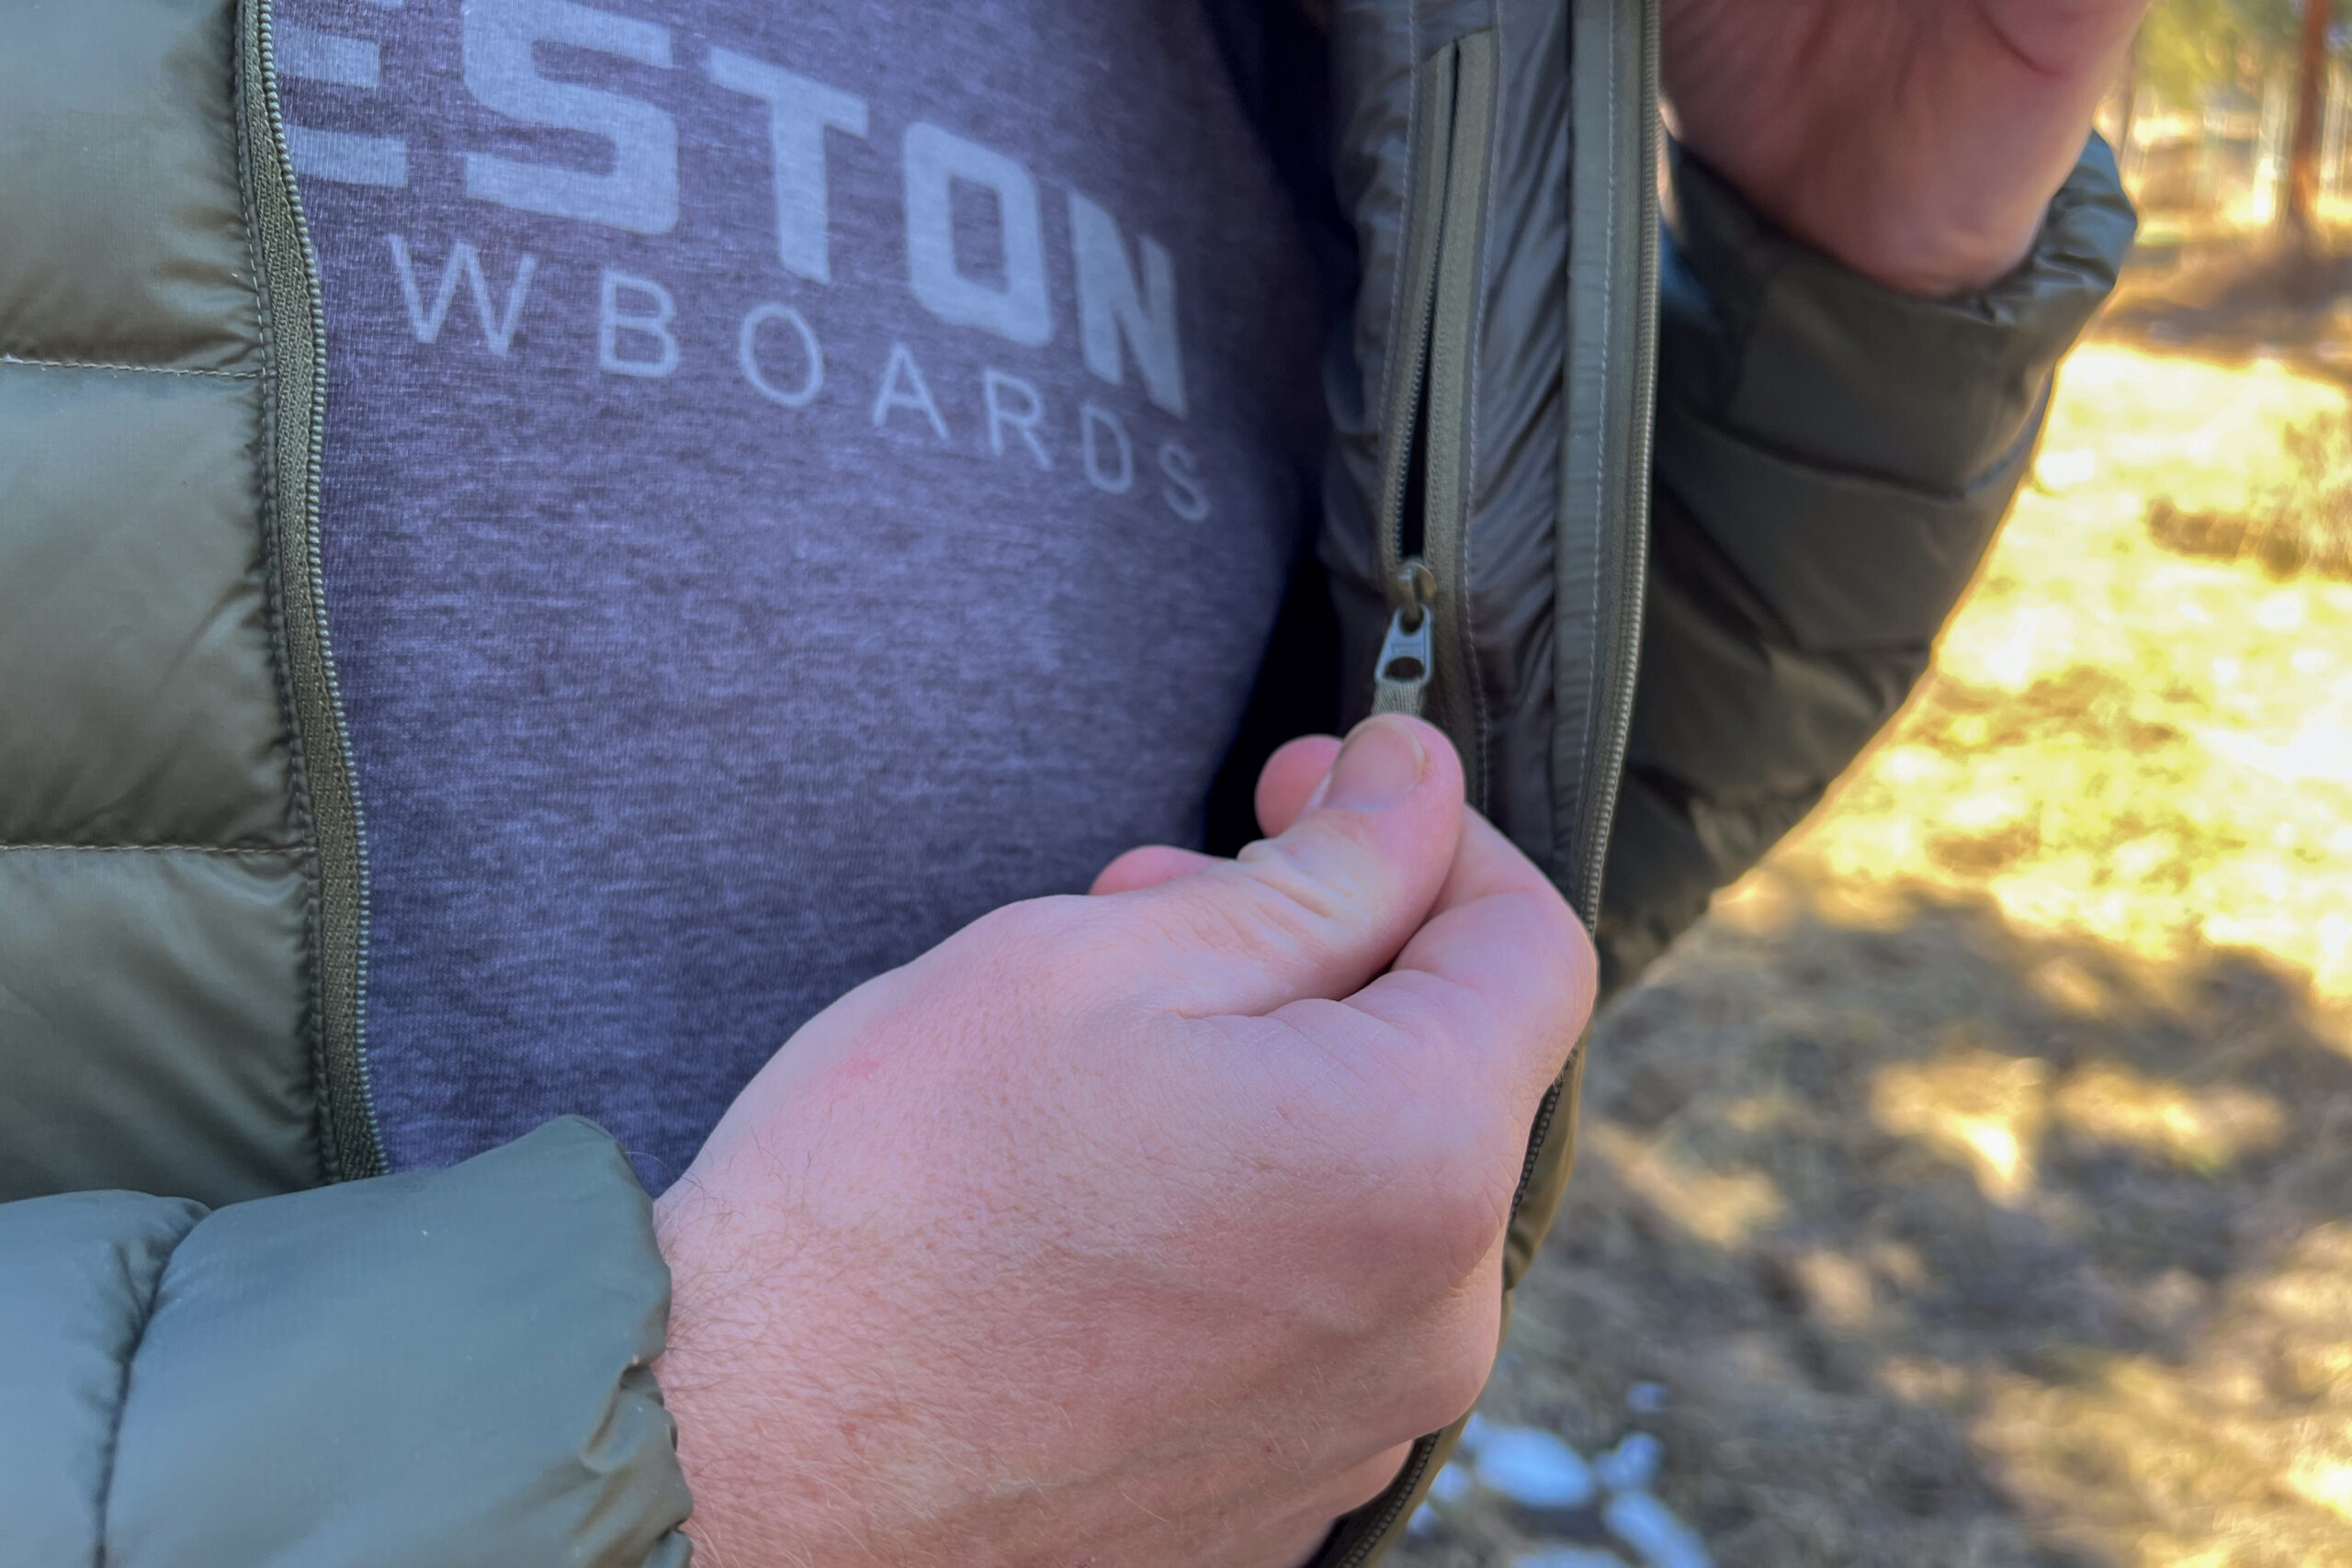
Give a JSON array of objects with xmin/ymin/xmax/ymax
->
[{"xmin": 279, "ymin": 0, "xmax": 1323, "ymax": 1186}]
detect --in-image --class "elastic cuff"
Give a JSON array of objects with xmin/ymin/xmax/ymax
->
[{"xmin": 1661, "ymin": 134, "xmax": 2138, "ymax": 490}]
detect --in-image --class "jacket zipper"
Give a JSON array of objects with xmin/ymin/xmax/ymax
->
[
  {"xmin": 240, "ymin": 0, "xmax": 386, "ymax": 1181},
  {"xmin": 1327, "ymin": 28, "xmax": 1504, "ymax": 1568},
  {"xmin": 1567, "ymin": 0, "xmax": 1660, "ymax": 933},
  {"xmin": 1370, "ymin": 32, "xmax": 1495, "ymax": 813},
  {"xmin": 1513, "ymin": 0, "xmax": 1662, "ymax": 1224},
  {"xmin": 1328, "ymin": 6, "xmax": 1660, "ymax": 1565}
]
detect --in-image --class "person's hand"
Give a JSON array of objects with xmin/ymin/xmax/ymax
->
[
  {"xmin": 1662, "ymin": 0, "xmax": 2150, "ymax": 296},
  {"xmin": 650, "ymin": 716, "xmax": 1593, "ymax": 1568}
]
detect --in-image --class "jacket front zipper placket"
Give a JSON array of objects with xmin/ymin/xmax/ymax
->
[
  {"xmin": 1510, "ymin": 0, "xmax": 1663, "ymax": 1235},
  {"xmin": 240, "ymin": 0, "xmax": 387, "ymax": 1181},
  {"xmin": 1513, "ymin": 0, "xmax": 1663, "ymax": 1220},
  {"xmin": 1329, "ymin": 27, "xmax": 1506, "ymax": 1568},
  {"xmin": 1568, "ymin": 0, "xmax": 1661, "ymax": 933},
  {"xmin": 1327, "ymin": 4, "xmax": 1660, "ymax": 1565}
]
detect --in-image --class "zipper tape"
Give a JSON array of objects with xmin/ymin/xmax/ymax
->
[
  {"xmin": 1365, "ymin": 33, "xmax": 1496, "ymax": 789},
  {"xmin": 241, "ymin": 0, "xmax": 386, "ymax": 1180}
]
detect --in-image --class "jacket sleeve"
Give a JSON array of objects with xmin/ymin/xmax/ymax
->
[
  {"xmin": 1595, "ymin": 136, "xmax": 2139, "ymax": 996},
  {"xmin": 0, "ymin": 1117, "xmax": 693, "ymax": 1567}
]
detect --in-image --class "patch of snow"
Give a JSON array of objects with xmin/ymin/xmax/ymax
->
[
  {"xmin": 1594, "ymin": 1432, "xmax": 1661, "ymax": 1494},
  {"xmin": 1603, "ymin": 1489, "xmax": 1713, "ymax": 1568},
  {"xmin": 1512, "ymin": 1549, "xmax": 1631, "ymax": 1568},
  {"xmin": 1473, "ymin": 1427, "xmax": 1597, "ymax": 1509}
]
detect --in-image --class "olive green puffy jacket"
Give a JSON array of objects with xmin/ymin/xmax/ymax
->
[{"xmin": 0, "ymin": 0, "xmax": 2131, "ymax": 1562}]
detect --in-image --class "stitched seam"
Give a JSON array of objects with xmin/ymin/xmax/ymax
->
[
  {"xmin": 0, "ymin": 354, "xmax": 257, "ymax": 380},
  {"xmin": 234, "ymin": 4, "xmax": 353, "ymax": 1185},
  {"xmin": 1375, "ymin": 35, "xmax": 1422, "ymax": 450},
  {"xmin": 92, "ymin": 1217, "xmax": 193, "ymax": 1568},
  {"xmin": 1580, "ymin": 0, "xmax": 1618, "ymax": 840},
  {"xmin": 1462, "ymin": 7, "xmax": 1498, "ymax": 808},
  {"xmin": 0, "ymin": 842, "xmax": 302, "ymax": 857}
]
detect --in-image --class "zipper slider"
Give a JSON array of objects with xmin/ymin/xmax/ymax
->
[{"xmin": 1373, "ymin": 558, "xmax": 1438, "ymax": 716}]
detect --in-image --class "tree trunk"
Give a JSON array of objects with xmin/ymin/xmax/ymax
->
[{"xmin": 2288, "ymin": 0, "xmax": 2333, "ymax": 248}]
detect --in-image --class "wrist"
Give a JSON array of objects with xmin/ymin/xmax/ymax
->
[
  {"xmin": 1808, "ymin": 199, "xmax": 2042, "ymax": 300},
  {"xmin": 652, "ymin": 1179, "xmax": 815, "ymax": 1566},
  {"xmin": 1696, "ymin": 142, "xmax": 2056, "ymax": 299}
]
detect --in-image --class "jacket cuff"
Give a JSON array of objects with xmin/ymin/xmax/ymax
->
[
  {"xmin": 1660, "ymin": 134, "xmax": 2138, "ymax": 493},
  {"xmin": 1594, "ymin": 140, "xmax": 2138, "ymax": 998},
  {"xmin": 29, "ymin": 1118, "xmax": 692, "ymax": 1567},
  {"xmin": 1649, "ymin": 138, "xmax": 2136, "ymax": 657}
]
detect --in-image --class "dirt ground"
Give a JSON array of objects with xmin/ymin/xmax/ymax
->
[{"xmin": 1396, "ymin": 343, "xmax": 2352, "ymax": 1567}]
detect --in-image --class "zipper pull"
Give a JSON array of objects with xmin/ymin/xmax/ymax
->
[{"xmin": 1372, "ymin": 558, "xmax": 1438, "ymax": 717}]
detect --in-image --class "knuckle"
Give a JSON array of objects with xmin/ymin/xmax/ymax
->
[
  {"xmin": 1529, "ymin": 889, "xmax": 1597, "ymax": 1006},
  {"xmin": 956, "ymin": 897, "xmax": 1122, "ymax": 1001},
  {"xmin": 1163, "ymin": 878, "xmax": 1288, "ymax": 957},
  {"xmin": 1235, "ymin": 836, "xmax": 1364, "ymax": 940},
  {"xmin": 1412, "ymin": 1151, "xmax": 1517, "ymax": 1283},
  {"xmin": 1101, "ymin": 888, "xmax": 1268, "ymax": 991},
  {"xmin": 1336, "ymin": 1131, "xmax": 1515, "ymax": 1314},
  {"xmin": 1151, "ymin": 860, "xmax": 1353, "ymax": 976},
  {"xmin": 1329, "ymin": 1448, "xmax": 1415, "ymax": 1517},
  {"xmin": 958, "ymin": 899, "xmax": 1066, "ymax": 972},
  {"xmin": 1280, "ymin": 1031, "xmax": 1521, "ymax": 1301},
  {"xmin": 1398, "ymin": 1330, "xmax": 1498, "ymax": 1438}
]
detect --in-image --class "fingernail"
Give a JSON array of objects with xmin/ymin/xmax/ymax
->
[{"xmin": 1321, "ymin": 719, "xmax": 1427, "ymax": 813}]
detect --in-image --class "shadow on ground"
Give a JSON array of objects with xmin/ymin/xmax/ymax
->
[
  {"xmin": 1400, "ymin": 878, "xmax": 2352, "ymax": 1566},
  {"xmin": 1396, "ymin": 336, "xmax": 2352, "ymax": 1568},
  {"xmin": 2100, "ymin": 243, "xmax": 2352, "ymax": 389}
]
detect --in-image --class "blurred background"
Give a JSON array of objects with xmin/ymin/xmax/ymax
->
[{"xmin": 1396, "ymin": 5, "xmax": 2352, "ymax": 1564}]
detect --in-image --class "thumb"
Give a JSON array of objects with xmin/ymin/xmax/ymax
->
[{"xmin": 1110, "ymin": 716, "xmax": 1464, "ymax": 1014}]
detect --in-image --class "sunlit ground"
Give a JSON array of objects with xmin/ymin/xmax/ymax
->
[
  {"xmin": 1399, "ymin": 344, "xmax": 2352, "ymax": 1566},
  {"xmin": 1819, "ymin": 346, "xmax": 2352, "ymax": 1010}
]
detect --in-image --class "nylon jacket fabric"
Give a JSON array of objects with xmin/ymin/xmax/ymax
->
[
  {"xmin": 0, "ymin": 0, "xmax": 320, "ymax": 1207},
  {"xmin": 0, "ymin": 1, "xmax": 692, "ymax": 1562},
  {"xmin": 0, "ymin": 1120, "xmax": 692, "ymax": 1566},
  {"xmin": 0, "ymin": 0, "xmax": 2130, "ymax": 1563},
  {"xmin": 1598, "ymin": 140, "xmax": 2139, "ymax": 996},
  {"xmin": 1291, "ymin": 15, "xmax": 2130, "ymax": 1558}
]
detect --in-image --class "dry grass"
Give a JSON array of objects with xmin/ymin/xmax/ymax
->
[{"xmin": 1398, "ymin": 344, "xmax": 2352, "ymax": 1567}]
